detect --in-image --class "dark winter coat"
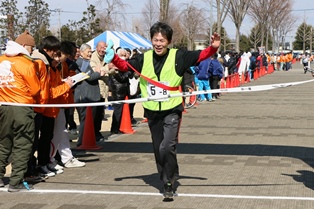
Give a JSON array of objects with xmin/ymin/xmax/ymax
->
[{"xmin": 74, "ymin": 57, "xmax": 101, "ymax": 103}]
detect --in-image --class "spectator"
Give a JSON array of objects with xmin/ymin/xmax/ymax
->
[
  {"xmin": 65, "ymin": 42, "xmax": 79, "ymax": 135},
  {"xmin": 90, "ymin": 41, "xmax": 110, "ymax": 135},
  {"xmin": 208, "ymin": 53, "xmax": 224, "ymax": 99},
  {"xmin": 125, "ymin": 48, "xmax": 132, "ymax": 60},
  {"xmin": 132, "ymin": 48, "xmax": 139, "ymax": 58},
  {"xmin": 0, "ymin": 31, "xmax": 40, "ymax": 192},
  {"xmin": 75, "ymin": 43, "xmax": 105, "ymax": 147},
  {"xmin": 109, "ymin": 48, "xmax": 131, "ymax": 134},
  {"xmin": 34, "ymin": 36, "xmax": 74, "ymax": 177},
  {"xmin": 194, "ymin": 58, "xmax": 212, "ymax": 102},
  {"xmin": 49, "ymin": 41, "xmax": 85, "ymax": 169}
]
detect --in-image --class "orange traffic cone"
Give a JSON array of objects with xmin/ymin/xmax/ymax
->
[
  {"xmin": 119, "ymin": 96, "xmax": 136, "ymax": 134},
  {"xmin": 77, "ymin": 106, "xmax": 102, "ymax": 150}
]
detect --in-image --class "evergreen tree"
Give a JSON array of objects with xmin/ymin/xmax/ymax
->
[
  {"xmin": 67, "ymin": 4, "xmax": 102, "ymax": 45},
  {"xmin": 24, "ymin": 0, "xmax": 51, "ymax": 45},
  {"xmin": 60, "ymin": 25, "xmax": 77, "ymax": 42},
  {"xmin": 0, "ymin": 0, "xmax": 24, "ymax": 41},
  {"xmin": 249, "ymin": 24, "xmax": 262, "ymax": 51},
  {"xmin": 239, "ymin": 34, "xmax": 251, "ymax": 52}
]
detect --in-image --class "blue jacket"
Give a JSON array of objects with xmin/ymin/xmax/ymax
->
[
  {"xmin": 195, "ymin": 58, "xmax": 211, "ymax": 80},
  {"xmin": 208, "ymin": 59, "xmax": 224, "ymax": 79}
]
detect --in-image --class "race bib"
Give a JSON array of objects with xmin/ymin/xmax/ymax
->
[{"xmin": 147, "ymin": 81, "xmax": 169, "ymax": 102}]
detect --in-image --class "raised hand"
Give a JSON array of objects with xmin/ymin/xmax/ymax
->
[{"xmin": 210, "ymin": 32, "xmax": 221, "ymax": 49}]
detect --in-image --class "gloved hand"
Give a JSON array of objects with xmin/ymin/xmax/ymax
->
[{"xmin": 104, "ymin": 39, "xmax": 114, "ymax": 63}]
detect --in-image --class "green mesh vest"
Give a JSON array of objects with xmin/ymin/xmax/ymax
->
[{"xmin": 140, "ymin": 49, "xmax": 183, "ymax": 111}]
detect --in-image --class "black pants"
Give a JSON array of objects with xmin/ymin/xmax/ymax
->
[
  {"xmin": 110, "ymin": 103, "xmax": 123, "ymax": 133},
  {"xmin": 38, "ymin": 116, "xmax": 55, "ymax": 166},
  {"xmin": 94, "ymin": 103, "xmax": 104, "ymax": 135},
  {"xmin": 209, "ymin": 75, "xmax": 220, "ymax": 98},
  {"xmin": 65, "ymin": 107, "xmax": 77, "ymax": 130},
  {"xmin": 148, "ymin": 112, "xmax": 181, "ymax": 184},
  {"xmin": 26, "ymin": 113, "xmax": 43, "ymax": 175},
  {"xmin": 129, "ymin": 95, "xmax": 138, "ymax": 120}
]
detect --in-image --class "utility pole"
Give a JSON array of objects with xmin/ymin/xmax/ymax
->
[
  {"xmin": 50, "ymin": 9, "xmax": 62, "ymax": 40},
  {"xmin": 86, "ymin": 0, "xmax": 92, "ymax": 36},
  {"xmin": 57, "ymin": 8, "xmax": 61, "ymax": 40}
]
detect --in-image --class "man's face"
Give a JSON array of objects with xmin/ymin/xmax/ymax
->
[
  {"xmin": 59, "ymin": 52, "xmax": 68, "ymax": 63},
  {"xmin": 151, "ymin": 32, "xmax": 170, "ymax": 56},
  {"xmin": 97, "ymin": 42, "xmax": 107, "ymax": 57},
  {"xmin": 45, "ymin": 49, "xmax": 60, "ymax": 60},
  {"xmin": 51, "ymin": 52, "xmax": 60, "ymax": 67}
]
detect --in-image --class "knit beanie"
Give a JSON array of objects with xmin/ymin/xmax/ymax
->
[{"xmin": 15, "ymin": 30, "xmax": 35, "ymax": 47}]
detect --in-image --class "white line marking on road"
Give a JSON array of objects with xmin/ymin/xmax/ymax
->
[{"xmin": 0, "ymin": 188, "xmax": 314, "ymax": 201}]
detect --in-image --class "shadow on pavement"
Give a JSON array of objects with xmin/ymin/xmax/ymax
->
[
  {"xmin": 282, "ymin": 170, "xmax": 314, "ymax": 190},
  {"xmin": 114, "ymin": 173, "xmax": 207, "ymax": 193},
  {"xmin": 93, "ymin": 141, "xmax": 314, "ymax": 169}
]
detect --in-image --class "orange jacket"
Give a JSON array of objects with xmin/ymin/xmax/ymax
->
[
  {"xmin": 42, "ymin": 65, "xmax": 71, "ymax": 118},
  {"xmin": 266, "ymin": 54, "xmax": 271, "ymax": 63},
  {"xmin": 287, "ymin": 53, "xmax": 293, "ymax": 62},
  {"xmin": 33, "ymin": 59, "xmax": 49, "ymax": 113},
  {"xmin": 283, "ymin": 55, "xmax": 287, "ymax": 63},
  {"xmin": 62, "ymin": 61, "xmax": 76, "ymax": 104},
  {"xmin": 0, "ymin": 54, "xmax": 40, "ymax": 104}
]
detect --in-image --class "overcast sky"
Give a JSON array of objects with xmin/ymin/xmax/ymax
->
[{"xmin": 16, "ymin": 0, "xmax": 314, "ymax": 41}]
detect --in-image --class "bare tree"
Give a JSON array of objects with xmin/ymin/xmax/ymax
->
[
  {"xmin": 248, "ymin": 0, "xmax": 270, "ymax": 49},
  {"xmin": 203, "ymin": 0, "xmax": 230, "ymax": 36},
  {"xmin": 167, "ymin": 4, "xmax": 186, "ymax": 48},
  {"xmin": 160, "ymin": 0, "xmax": 170, "ymax": 23},
  {"xmin": 249, "ymin": 0, "xmax": 293, "ymax": 52},
  {"xmin": 228, "ymin": 0, "xmax": 251, "ymax": 52},
  {"xmin": 134, "ymin": 0, "xmax": 159, "ymax": 39},
  {"xmin": 180, "ymin": 4, "xmax": 205, "ymax": 50},
  {"xmin": 95, "ymin": 0, "xmax": 128, "ymax": 31},
  {"xmin": 279, "ymin": 14, "xmax": 296, "ymax": 51},
  {"xmin": 267, "ymin": 0, "xmax": 293, "ymax": 52}
]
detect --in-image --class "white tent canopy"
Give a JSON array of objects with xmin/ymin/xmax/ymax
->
[{"xmin": 86, "ymin": 31, "xmax": 152, "ymax": 51}]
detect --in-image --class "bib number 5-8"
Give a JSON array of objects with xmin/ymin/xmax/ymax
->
[{"xmin": 147, "ymin": 81, "xmax": 169, "ymax": 101}]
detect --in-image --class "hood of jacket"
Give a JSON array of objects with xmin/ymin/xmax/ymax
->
[
  {"xmin": 31, "ymin": 49, "xmax": 49, "ymax": 65},
  {"xmin": 4, "ymin": 41, "xmax": 31, "ymax": 57}
]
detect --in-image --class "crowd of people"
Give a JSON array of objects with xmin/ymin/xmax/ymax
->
[
  {"xmin": 0, "ymin": 30, "xmax": 142, "ymax": 192},
  {"xmin": 0, "ymin": 21, "xmax": 302, "ymax": 199}
]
